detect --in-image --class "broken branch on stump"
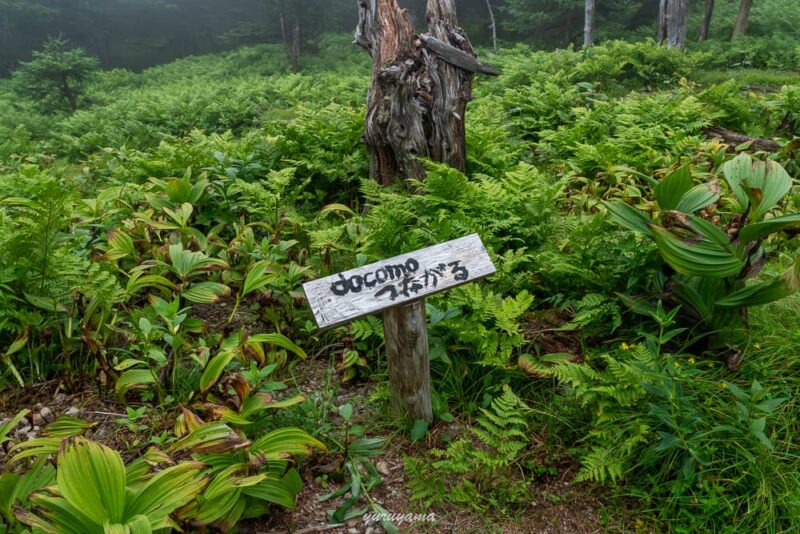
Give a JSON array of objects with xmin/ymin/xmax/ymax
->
[
  {"xmin": 418, "ymin": 34, "xmax": 499, "ymax": 75},
  {"xmin": 704, "ymin": 126, "xmax": 781, "ymax": 152}
]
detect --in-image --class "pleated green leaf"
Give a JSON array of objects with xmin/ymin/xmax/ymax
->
[
  {"xmin": 199, "ymin": 351, "xmax": 237, "ymax": 394},
  {"xmin": 654, "ymin": 166, "xmax": 694, "ymax": 210},
  {"xmin": 250, "ymin": 428, "xmax": 326, "ymax": 459},
  {"xmin": 738, "ymin": 213, "xmax": 800, "ymax": 244},
  {"xmin": 115, "ymin": 369, "xmax": 157, "ymax": 397},
  {"xmin": 181, "ymin": 282, "xmax": 230, "ymax": 304},
  {"xmin": 675, "ymin": 181, "xmax": 721, "ymax": 213},
  {"xmin": 125, "ymin": 461, "xmax": 206, "ymax": 525},
  {"xmin": 602, "ymin": 200, "xmax": 652, "ymax": 235},
  {"xmin": 651, "ymin": 226, "xmax": 745, "ymax": 278},
  {"xmin": 247, "ymin": 333, "xmax": 307, "ymax": 359},
  {"xmin": 58, "ymin": 439, "xmax": 127, "ymax": 525}
]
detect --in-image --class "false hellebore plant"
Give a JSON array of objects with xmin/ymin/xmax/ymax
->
[{"xmin": 604, "ymin": 153, "xmax": 799, "ymax": 367}]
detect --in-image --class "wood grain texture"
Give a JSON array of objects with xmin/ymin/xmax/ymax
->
[
  {"xmin": 303, "ymin": 234, "xmax": 496, "ymax": 329},
  {"xmin": 355, "ymin": 0, "xmax": 482, "ymax": 183},
  {"xmin": 384, "ymin": 299, "xmax": 432, "ymax": 421}
]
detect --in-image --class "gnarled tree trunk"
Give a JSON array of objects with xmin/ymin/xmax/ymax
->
[{"xmin": 355, "ymin": 0, "xmax": 496, "ymax": 185}]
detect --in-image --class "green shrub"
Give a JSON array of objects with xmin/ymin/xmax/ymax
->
[{"xmin": 605, "ymin": 155, "xmax": 800, "ymax": 353}]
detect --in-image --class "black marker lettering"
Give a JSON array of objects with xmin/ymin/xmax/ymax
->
[
  {"xmin": 331, "ymin": 274, "xmax": 349, "ymax": 296},
  {"xmin": 348, "ymin": 275, "xmax": 363, "ymax": 293}
]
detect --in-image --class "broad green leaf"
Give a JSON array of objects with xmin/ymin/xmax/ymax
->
[
  {"xmin": 721, "ymin": 152, "xmax": 754, "ymax": 209},
  {"xmin": 21, "ymin": 492, "xmax": 100, "ymax": 533},
  {"xmin": 44, "ymin": 415, "xmax": 95, "ymax": 438},
  {"xmin": 169, "ymin": 422, "xmax": 249, "ymax": 455},
  {"xmin": 104, "ymin": 515, "xmax": 152, "ymax": 534},
  {"xmin": 24, "ymin": 294, "xmax": 67, "ymax": 312},
  {"xmin": 346, "ymin": 437, "xmax": 386, "ymax": 458},
  {"xmin": 319, "ymin": 203, "xmax": 356, "ymax": 217},
  {"xmin": 199, "ymin": 351, "xmax": 237, "ymax": 394},
  {"xmin": 239, "ymin": 393, "xmax": 306, "ymax": 420},
  {"xmin": 181, "ymin": 282, "xmax": 230, "ymax": 304},
  {"xmin": 675, "ymin": 181, "xmax": 721, "ymax": 213},
  {"xmin": 602, "ymin": 200, "xmax": 652, "ymax": 235},
  {"xmin": 673, "ymin": 277, "xmax": 719, "ymax": 322},
  {"xmin": 722, "ymin": 153, "xmax": 792, "ymax": 221},
  {"xmin": 242, "ymin": 475, "xmax": 301, "ymax": 509},
  {"xmin": 104, "ymin": 231, "xmax": 136, "ymax": 261},
  {"xmin": 738, "ymin": 213, "xmax": 800, "ymax": 244},
  {"xmin": 241, "ymin": 261, "xmax": 278, "ymax": 297},
  {"xmin": 716, "ymin": 278, "xmax": 794, "ymax": 308},
  {"xmin": 125, "ymin": 462, "xmax": 206, "ymax": 525},
  {"xmin": 250, "ymin": 428, "xmax": 326, "ymax": 459},
  {"xmin": 115, "ymin": 369, "xmax": 157, "ymax": 397},
  {"xmin": 338, "ymin": 404, "xmax": 353, "ymax": 423},
  {"xmin": 749, "ymin": 160, "xmax": 792, "ymax": 221},
  {"xmin": 755, "ymin": 397, "xmax": 787, "ymax": 413},
  {"xmin": 58, "ymin": 439, "xmax": 127, "ymax": 525},
  {"xmin": 410, "ymin": 419, "xmax": 428, "ymax": 442},
  {"xmin": 9, "ymin": 460, "xmax": 55, "ymax": 514},
  {"xmin": 0, "ymin": 409, "xmax": 29, "ymax": 446},
  {"xmin": 125, "ymin": 273, "xmax": 177, "ymax": 296},
  {"xmin": 247, "ymin": 333, "xmax": 307, "ymax": 359},
  {"xmin": 10, "ymin": 437, "xmax": 63, "ymax": 463},
  {"xmin": 114, "ymin": 359, "xmax": 147, "ymax": 371},
  {"xmin": 168, "ymin": 244, "xmax": 229, "ymax": 279},
  {"xmin": 1, "ymin": 330, "xmax": 27, "ymax": 385},
  {"xmin": 717, "ymin": 259, "xmax": 800, "ymax": 307},
  {"xmin": 651, "ymin": 226, "xmax": 745, "ymax": 278},
  {"xmin": 0, "ymin": 473, "xmax": 21, "ymax": 522},
  {"xmin": 5, "ymin": 331, "xmax": 28, "ymax": 356},
  {"xmin": 654, "ymin": 166, "xmax": 694, "ymax": 210}
]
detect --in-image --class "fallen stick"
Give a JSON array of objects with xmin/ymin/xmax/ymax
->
[{"xmin": 704, "ymin": 126, "xmax": 781, "ymax": 152}]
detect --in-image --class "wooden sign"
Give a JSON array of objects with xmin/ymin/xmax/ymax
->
[
  {"xmin": 303, "ymin": 234, "xmax": 495, "ymax": 422},
  {"xmin": 303, "ymin": 234, "xmax": 496, "ymax": 329}
]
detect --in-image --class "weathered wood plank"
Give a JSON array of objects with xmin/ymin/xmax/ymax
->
[
  {"xmin": 302, "ymin": 234, "xmax": 496, "ymax": 329},
  {"xmin": 384, "ymin": 299, "xmax": 432, "ymax": 421}
]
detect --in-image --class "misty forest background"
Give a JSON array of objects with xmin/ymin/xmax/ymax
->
[
  {"xmin": 3, "ymin": 0, "xmax": 800, "ymax": 533},
  {"xmin": 2, "ymin": 0, "xmax": 796, "ymax": 74}
]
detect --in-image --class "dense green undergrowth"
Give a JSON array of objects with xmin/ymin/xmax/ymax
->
[{"xmin": 2, "ymin": 36, "xmax": 800, "ymax": 532}]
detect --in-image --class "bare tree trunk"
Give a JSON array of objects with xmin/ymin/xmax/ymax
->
[
  {"xmin": 564, "ymin": 10, "xmax": 574, "ymax": 47},
  {"xmin": 666, "ymin": 0, "xmax": 688, "ymax": 50},
  {"xmin": 584, "ymin": 0, "xmax": 596, "ymax": 47},
  {"xmin": 658, "ymin": 0, "xmax": 668, "ymax": 45},
  {"xmin": 698, "ymin": 0, "xmax": 714, "ymax": 41},
  {"xmin": 731, "ymin": 0, "xmax": 753, "ymax": 40},
  {"xmin": 485, "ymin": 0, "xmax": 497, "ymax": 51},
  {"xmin": 356, "ymin": 0, "xmax": 494, "ymax": 185},
  {"xmin": 279, "ymin": 0, "xmax": 301, "ymax": 71}
]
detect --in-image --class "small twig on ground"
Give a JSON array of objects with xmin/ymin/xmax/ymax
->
[{"xmin": 280, "ymin": 524, "xmax": 346, "ymax": 534}]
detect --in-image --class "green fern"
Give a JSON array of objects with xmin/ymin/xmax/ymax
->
[{"xmin": 405, "ymin": 386, "xmax": 530, "ymax": 511}]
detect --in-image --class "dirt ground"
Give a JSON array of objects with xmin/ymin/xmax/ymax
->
[{"xmin": 1, "ymin": 352, "xmax": 613, "ymax": 534}]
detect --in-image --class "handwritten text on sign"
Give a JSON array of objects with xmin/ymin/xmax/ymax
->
[{"xmin": 303, "ymin": 234, "xmax": 496, "ymax": 329}]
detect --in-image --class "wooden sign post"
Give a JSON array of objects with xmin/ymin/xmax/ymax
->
[{"xmin": 303, "ymin": 234, "xmax": 496, "ymax": 421}]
